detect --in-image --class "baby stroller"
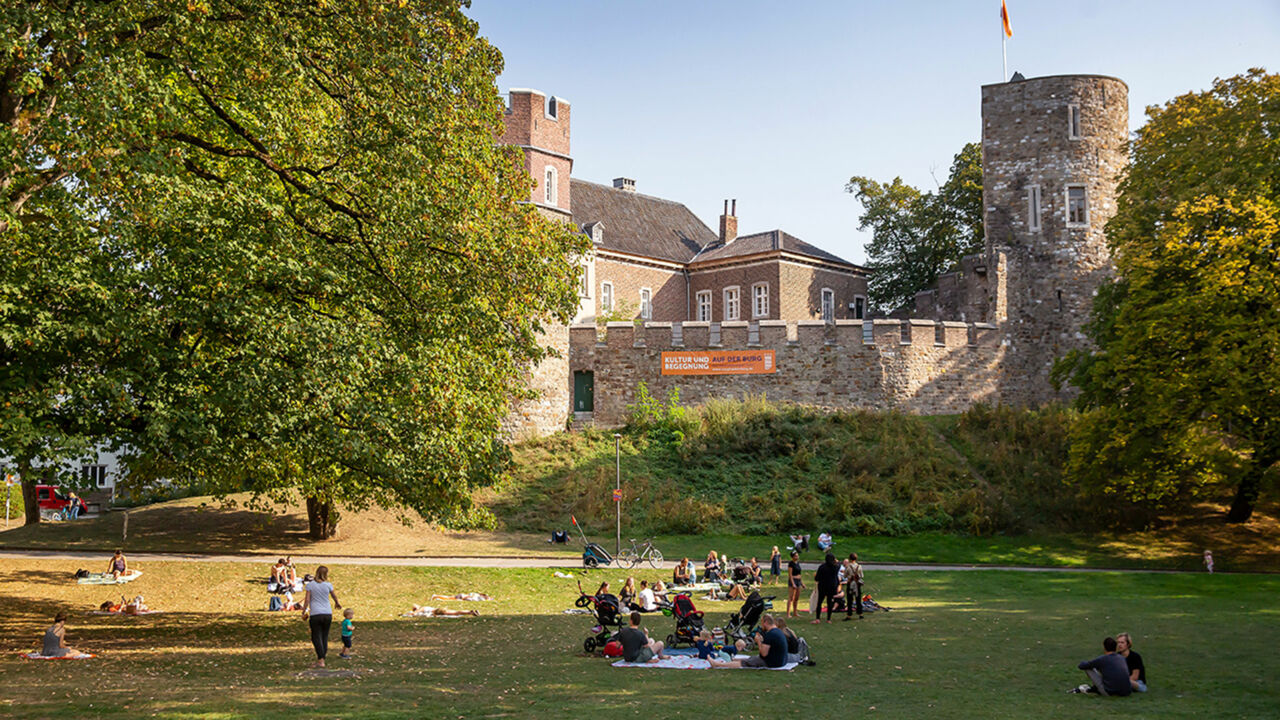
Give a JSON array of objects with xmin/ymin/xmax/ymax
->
[
  {"xmin": 723, "ymin": 590, "xmax": 774, "ymax": 646},
  {"xmin": 664, "ymin": 593, "xmax": 705, "ymax": 648},
  {"xmin": 575, "ymin": 580, "xmax": 625, "ymax": 653}
]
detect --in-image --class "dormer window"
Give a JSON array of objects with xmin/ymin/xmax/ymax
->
[
  {"xmin": 591, "ymin": 223, "xmax": 602, "ymax": 244},
  {"xmin": 544, "ymin": 166, "xmax": 557, "ymax": 207}
]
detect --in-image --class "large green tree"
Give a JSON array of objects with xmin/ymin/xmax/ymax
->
[
  {"xmin": 1, "ymin": 1, "xmax": 587, "ymax": 535},
  {"xmin": 1057, "ymin": 69, "xmax": 1280, "ymax": 523},
  {"xmin": 846, "ymin": 142, "xmax": 983, "ymax": 313}
]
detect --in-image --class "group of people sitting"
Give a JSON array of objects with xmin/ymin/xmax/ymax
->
[
  {"xmin": 1073, "ymin": 633, "xmax": 1148, "ymax": 696},
  {"xmin": 669, "ymin": 552, "xmax": 768, "ymax": 601},
  {"xmin": 596, "ymin": 578, "xmax": 668, "ymax": 613},
  {"xmin": 269, "ymin": 557, "xmax": 301, "ymax": 592},
  {"xmin": 617, "ymin": 610, "xmax": 806, "ymax": 669}
]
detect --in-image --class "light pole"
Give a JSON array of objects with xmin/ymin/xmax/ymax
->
[{"xmin": 614, "ymin": 433, "xmax": 622, "ymax": 558}]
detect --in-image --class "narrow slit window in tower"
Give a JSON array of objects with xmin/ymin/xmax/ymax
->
[
  {"xmin": 1068, "ymin": 104, "xmax": 1082, "ymax": 139},
  {"xmin": 1027, "ymin": 185, "xmax": 1042, "ymax": 232},
  {"xmin": 545, "ymin": 166, "xmax": 558, "ymax": 206},
  {"xmin": 1056, "ymin": 289, "xmax": 1064, "ymax": 312}
]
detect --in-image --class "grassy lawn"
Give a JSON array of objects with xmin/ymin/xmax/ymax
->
[{"xmin": 0, "ymin": 558, "xmax": 1276, "ymax": 719}]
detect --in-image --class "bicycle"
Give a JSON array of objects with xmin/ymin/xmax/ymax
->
[{"xmin": 616, "ymin": 538, "xmax": 664, "ymax": 569}]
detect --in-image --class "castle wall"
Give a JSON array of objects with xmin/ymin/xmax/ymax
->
[
  {"xmin": 910, "ymin": 253, "xmax": 991, "ymax": 323},
  {"xmin": 572, "ymin": 320, "xmax": 1003, "ymax": 426},
  {"xmin": 502, "ymin": 323, "xmax": 572, "ymax": 440}
]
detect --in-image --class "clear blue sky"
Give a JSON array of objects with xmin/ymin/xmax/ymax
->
[{"xmin": 465, "ymin": 1, "xmax": 1280, "ymax": 265}]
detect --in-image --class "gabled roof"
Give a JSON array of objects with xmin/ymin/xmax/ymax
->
[
  {"xmin": 691, "ymin": 230, "xmax": 864, "ymax": 271},
  {"xmin": 570, "ymin": 179, "xmax": 715, "ymax": 263}
]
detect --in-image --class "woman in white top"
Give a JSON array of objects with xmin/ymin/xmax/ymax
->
[
  {"xmin": 637, "ymin": 580, "xmax": 658, "ymax": 612},
  {"xmin": 303, "ymin": 566, "xmax": 342, "ymax": 668}
]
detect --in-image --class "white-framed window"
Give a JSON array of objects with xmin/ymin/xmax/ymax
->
[
  {"xmin": 751, "ymin": 283, "xmax": 769, "ymax": 318},
  {"xmin": 600, "ymin": 282, "xmax": 613, "ymax": 312},
  {"xmin": 723, "ymin": 286, "xmax": 740, "ymax": 321},
  {"xmin": 579, "ymin": 264, "xmax": 590, "ymax": 298},
  {"xmin": 81, "ymin": 464, "xmax": 107, "ymax": 488},
  {"xmin": 1068, "ymin": 104, "xmax": 1082, "ymax": 140},
  {"xmin": 1066, "ymin": 185, "xmax": 1088, "ymax": 226},
  {"xmin": 821, "ymin": 288, "xmax": 835, "ymax": 322},
  {"xmin": 853, "ymin": 296, "xmax": 866, "ymax": 320},
  {"xmin": 1027, "ymin": 184, "xmax": 1042, "ymax": 232},
  {"xmin": 544, "ymin": 165, "xmax": 558, "ymax": 206},
  {"xmin": 639, "ymin": 288, "xmax": 652, "ymax": 320},
  {"xmin": 695, "ymin": 291, "xmax": 712, "ymax": 322}
]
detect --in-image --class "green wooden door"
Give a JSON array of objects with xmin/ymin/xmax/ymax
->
[{"xmin": 573, "ymin": 371, "xmax": 594, "ymax": 412}]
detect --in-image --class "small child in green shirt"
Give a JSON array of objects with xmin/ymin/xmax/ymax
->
[{"xmin": 339, "ymin": 607, "xmax": 355, "ymax": 658}]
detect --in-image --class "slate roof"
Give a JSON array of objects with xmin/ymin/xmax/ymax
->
[
  {"xmin": 570, "ymin": 179, "xmax": 715, "ymax": 263},
  {"xmin": 691, "ymin": 230, "xmax": 862, "ymax": 270}
]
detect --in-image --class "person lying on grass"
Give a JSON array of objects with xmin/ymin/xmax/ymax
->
[
  {"xmin": 709, "ymin": 613, "xmax": 788, "ymax": 669},
  {"xmin": 618, "ymin": 611, "xmax": 668, "ymax": 663},
  {"xmin": 41, "ymin": 612, "xmax": 81, "ymax": 657},
  {"xmin": 407, "ymin": 605, "xmax": 480, "ymax": 617},
  {"xmin": 429, "ymin": 593, "xmax": 493, "ymax": 602}
]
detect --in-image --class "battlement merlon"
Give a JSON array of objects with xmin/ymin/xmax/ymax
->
[{"xmin": 588, "ymin": 320, "xmax": 1000, "ymax": 351}]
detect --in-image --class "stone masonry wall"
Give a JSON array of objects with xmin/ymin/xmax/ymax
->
[
  {"xmin": 572, "ymin": 319, "xmax": 1003, "ymax": 427},
  {"xmin": 502, "ymin": 323, "xmax": 571, "ymax": 440}
]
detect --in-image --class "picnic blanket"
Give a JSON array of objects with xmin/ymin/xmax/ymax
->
[
  {"xmin": 77, "ymin": 570, "xmax": 142, "ymax": 585},
  {"xmin": 668, "ymin": 582, "xmax": 722, "ymax": 594},
  {"xmin": 20, "ymin": 651, "xmax": 96, "ymax": 660},
  {"xmin": 88, "ymin": 609, "xmax": 162, "ymax": 616},
  {"xmin": 612, "ymin": 652, "xmax": 797, "ymax": 671}
]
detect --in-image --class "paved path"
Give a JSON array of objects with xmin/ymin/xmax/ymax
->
[{"xmin": 0, "ymin": 548, "xmax": 1192, "ymax": 573}]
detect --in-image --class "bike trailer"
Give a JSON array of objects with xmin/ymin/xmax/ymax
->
[{"xmin": 583, "ymin": 542, "xmax": 613, "ymax": 568}]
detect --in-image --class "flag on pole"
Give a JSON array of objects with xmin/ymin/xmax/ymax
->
[
  {"xmin": 571, "ymin": 515, "xmax": 578, "ymax": 526},
  {"xmin": 1001, "ymin": 0, "xmax": 1013, "ymax": 37}
]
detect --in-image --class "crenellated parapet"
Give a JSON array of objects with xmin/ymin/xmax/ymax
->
[{"xmin": 573, "ymin": 318, "xmax": 1005, "ymax": 426}]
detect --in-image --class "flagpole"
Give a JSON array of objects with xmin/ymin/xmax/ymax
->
[{"xmin": 1001, "ymin": 4, "xmax": 1007, "ymax": 81}]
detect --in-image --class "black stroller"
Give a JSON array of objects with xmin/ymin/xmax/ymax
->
[
  {"xmin": 575, "ymin": 580, "xmax": 625, "ymax": 653},
  {"xmin": 664, "ymin": 593, "xmax": 705, "ymax": 648},
  {"xmin": 723, "ymin": 590, "xmax": 774, "ymax": 646}
]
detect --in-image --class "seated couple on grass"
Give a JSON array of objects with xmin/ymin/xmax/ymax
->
[
  {"xmin": 269, "ymin": 557, "xmax": 300, "ymax": 592},
  {"xmin": 708, "ymin": 613, "xmax": 790, "ymax": 669},
  {"xmin": 620, "ymin": 578, "xmax": 666, "ymax": 612},
  {"xmin": 1071, "ymin": 634, "xmax": 1148, "ymax": 696}
]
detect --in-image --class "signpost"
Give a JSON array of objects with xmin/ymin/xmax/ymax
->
[{"xmin": 614, "ymin": 433, "xmax": 622, "ymax": 558}]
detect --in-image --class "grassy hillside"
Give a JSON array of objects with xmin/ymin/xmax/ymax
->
[{"xmin": 487, "ymin": 398, "xmax": 1085, "ymax": 538}]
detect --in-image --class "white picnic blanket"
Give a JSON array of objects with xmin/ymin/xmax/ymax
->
[
  {"xmin": 612, "ymin": 654, "xmax": 797, "ymax": 671},
  {"xmin": 20, "ymin": 651, "xmax": 95, "ymax": 660}
]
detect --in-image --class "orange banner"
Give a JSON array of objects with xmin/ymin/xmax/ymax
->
[{"xmin": 661, "ymin": 350, "xmax": 776, "ymax": 376}]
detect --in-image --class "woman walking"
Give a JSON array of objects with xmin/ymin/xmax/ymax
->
[
  {"xmin": 785, "ymin": 551, "xmax": 803, "ymax": 617},
  {"xmin": 303, "ymin": 566, "xmax": 342, "ymax": 668}
]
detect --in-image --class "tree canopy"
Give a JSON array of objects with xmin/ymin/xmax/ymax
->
[
  {"xmin": 1, "ymin": 0, "xmax": 588, "ymax": 534},
  {"xmin": 846, "ymin": 142, "xmax": 983, "ymax": 313},
  {"xmin": 1056, "ymin": 69, "xmax": 1280, "ymax": 523}
]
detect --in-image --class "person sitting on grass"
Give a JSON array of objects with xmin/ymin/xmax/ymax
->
[
  {"xmin": 1116, "ymin": 632, "xmax": 1147, "ymax": 693},
  {"xmin": 1072, "ymin": 636, "xmax": 1132, "ymax": 696},
  {"xmin": 283, "ymin": 556, "xmax": 299, "ymax": 589},
  {"xmin": 704, "ymin": 551, "xmax": 722, "ymax": 582},
  {"xmin": 652, "ymin": 580, "xmax": 669, "ymax": 605},
  {"xmin": 673, "ymin": 558, "xmax": 693, "ymax": 586},
  {"xmin": 270, "ymin": 559, "xmax": 288, "ymax": 588},
  {"xmin": 636, "ymin": 580, "xmax": 659, "ymax": 612},
  {"xmin": 618, "ymin": 611, "xmax": 668, "ymax": 664},
  {"xmin": 41, "ymin": 612, "xmax": 80, "ymax": 657},
  {"xmin": 620, "ymin": 577, "xmax": 638, "ymax": 607},
  {"xmin": 816, "ymin": 532, "xmax": 834, "ymax": 552},
  {"xmin": 747, "ymin": 557, "xmax": 763, "ymax": 585},
  {"xmin": 709, "ymin": 613, "xmax": 788, "ymax": 669},
  {"xmin": 407, "ymin": 605, "xmax": 480, "ymax": 617},
  {"xmin": 107, "ymin": 550, "xmax": 128, "ymax": 580},
  {"xmin": 122, "ymin": 595, "xmax": 148, "ymax": 615}
]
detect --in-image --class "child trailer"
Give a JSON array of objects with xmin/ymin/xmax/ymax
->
[{"xmin": 571, "ymin": 515, "xmax": 614, "ymax": 568}]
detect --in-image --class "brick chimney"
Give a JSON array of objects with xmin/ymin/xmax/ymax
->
[
  {"xmin": 719, "ymin": 199, "xmax": 738, "ymax": 244},
  {"xmin": 612, "ymin": 177, "xmax": 635, "ymax": 192}
]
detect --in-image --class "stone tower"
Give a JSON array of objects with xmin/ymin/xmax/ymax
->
[
  {"xmin": 981, "ymin": 74, "xmax": 1128, "ymax": 405},
  {"xmin": 497, "ymin": 89, "xmax": 576, "ymax": 439}
]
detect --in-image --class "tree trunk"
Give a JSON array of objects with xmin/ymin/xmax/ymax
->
[
  {"xmin": 1226, "ymin": 448, "xmax": 1277, "ymax": 523},
  {"xmin": 306, "ymin": 496, "xmax": 339, "ymax": 539},
  {"xmin": 20, "ymin": 460, "xmax": 40, "ymax": 526}
]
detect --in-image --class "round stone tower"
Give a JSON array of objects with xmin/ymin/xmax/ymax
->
[{"xmin": 981, "ymin": 74, "xmax": 1128, "ymax": 405}]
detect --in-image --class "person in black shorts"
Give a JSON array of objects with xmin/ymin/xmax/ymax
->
[
  {"xmin": 786, "ymin": 551, "xmax": 803, "ymax": 618},
  {"xmin": 617, "ymin": 612, "xmax": 667, "ymax": 664}
]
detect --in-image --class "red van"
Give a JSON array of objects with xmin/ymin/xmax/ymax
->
[{"xmin": 35, "ymin": 484, "xmax": 88, "ymax": 517}]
